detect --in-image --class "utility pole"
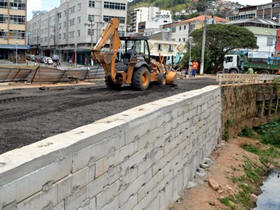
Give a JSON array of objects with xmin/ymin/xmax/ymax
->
[{"xmin": 200, "ymin": 12, "xmax": 207, "ymax": 75}]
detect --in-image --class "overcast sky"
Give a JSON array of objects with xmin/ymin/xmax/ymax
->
[
  {"xmin": 27, "ymin": 0, "xmax": 274, "ymax": 21},
  {"xmin": 27, "ymin": 0, "xmax": 60, "ymax": 20}
]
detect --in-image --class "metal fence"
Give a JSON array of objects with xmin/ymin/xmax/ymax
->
[
  {"xmin": 0, "ymin": 66, "xmax": 105, "ymax": 83},
  {"xmin": 217, "ymin": 74, "xmax": 278, "ymax": 85}
]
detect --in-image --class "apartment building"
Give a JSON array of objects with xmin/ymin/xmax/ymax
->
[
  {"xmin": 129, "ymin": 7, "xmax": 172, "ymax": 33},
  {"xmin": 28, "ymin": 0, "xmax": 127, "ymax": 64},
  {"xmin": 163, "ymin": 15, "xmax": 228, "ymax": 43},
  {"xmin": 228, "ymin": 0, "xmax": 280, "ymax": 22},
  {"xmin": 0, "ymin": 0, "xmax": 27, "ymax": 62}
]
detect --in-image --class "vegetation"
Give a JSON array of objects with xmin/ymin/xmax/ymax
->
[
  {"xmin": 184, "ymin": 24, "xmax": 258, "ymax": 73},
  {"xmin": 221, "ymin": 157, "xmax": 266, "ymax": 209},
  {"xmin": 220, "ymin": 121, "xmax": 280, "ymax": 209}
]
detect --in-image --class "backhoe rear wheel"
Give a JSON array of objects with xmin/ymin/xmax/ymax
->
[
  {"xmin": 157, "ymin": 73, "xmax": 166, "ymax": 85},
  {"xmin": 105, "ymin": 76, "xmax": 122, "ymax": 90},
  {"xmin": 132, "ymin": 67, "xmax": 151, "ymax": 90}
]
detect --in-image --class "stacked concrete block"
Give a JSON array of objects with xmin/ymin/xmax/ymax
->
[{"xmin": 0, "ymin": 85, "xmax": 221, "ymax": 210}]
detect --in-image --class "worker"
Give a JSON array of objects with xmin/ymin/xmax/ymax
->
[
  {"xmin": 248, "ymin": 67, "xmax": 254, "ymax": 74},
  {"xmin": 192, "ymin": 60, "xmax": 199, "ymax": 77}
]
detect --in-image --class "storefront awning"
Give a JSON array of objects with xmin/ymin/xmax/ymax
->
[{"xmin": 0, "ymin": 44, "xmax": 29, "ymax": 50}]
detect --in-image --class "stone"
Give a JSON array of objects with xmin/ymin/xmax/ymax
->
[
  {"xmin": 250, "ymin": 194, "xmax": 258, "ymax": 203},
  {"xmin": 208, "ymin": 178, "xmax": 219, "ymax": 191},
  {"xmin": 187, "ymin": 181, "xmax": 198, "ymax": 189}
]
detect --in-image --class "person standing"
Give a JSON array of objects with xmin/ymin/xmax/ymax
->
[{"xmin": 192, "ymin": 60, "xmax": 199, "ymax": 77}]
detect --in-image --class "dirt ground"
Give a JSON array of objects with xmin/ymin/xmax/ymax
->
[
  {"xmin": 0, "ymin": 78, "xmax": 217, "ymax": 154},
  {"xmin": 172, "ymin": 137, "xmax": 260, "ymax": 210}
]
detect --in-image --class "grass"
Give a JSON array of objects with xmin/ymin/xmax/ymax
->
[
  {"xmin": 238, "ymin": 126, "xmax": 256, "ymax": 138},
  {"xmin": 221, "ymin": 157, "xmax": 266, "ymax": 209}
]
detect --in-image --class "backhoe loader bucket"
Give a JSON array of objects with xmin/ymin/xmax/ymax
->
[
  {"xmin": 166, "ymin": 71, "xmax": 177, "ymax": 85},
  {"xmin": 104, "ymin": 52, "xmax": 114, "ymax": 65}
]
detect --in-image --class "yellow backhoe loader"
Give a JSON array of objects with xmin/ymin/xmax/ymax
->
[{"xmin": 91, "ymin": 18, "xmax": 177, "ymax": 90}]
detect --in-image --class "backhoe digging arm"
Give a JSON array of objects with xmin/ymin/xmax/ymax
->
[{"xmin": 91, "ymin": 18, "xmax": 121, "ymax": 81}]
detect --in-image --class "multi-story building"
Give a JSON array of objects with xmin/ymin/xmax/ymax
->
[
  {"xmin": 228, "ymin": 0, "xmax": 280, "ymax": 23},
  {"xmin": 163, "ymin": 15, "xmax": 228, "ymax": 43},
  {"xmin": 130, "ymin": 7, "xmax": 172, "ymax": 33},
  {"xmin": 28, "ymin": 0, "xmax": 127, "ymax": 64},
  {"xmin": 0, "ymin": 0, "xmax": 27, "ymax": 62},
  {"xmin": 228, "ymin": 18, "xmax": 280, "ymax": 57}
]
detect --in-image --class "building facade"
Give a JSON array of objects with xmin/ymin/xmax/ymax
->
[
  {"xmin": 28, "ymin": 0, "xmax": 127, "ymax": 64},
  {"xmin": 0, "ymin": 0, "xmax": 27, "ymax": 62},
  {"xmin": 130, "ymin": 7, "xmax": 172, "ymax": 33},
  {"xmin": 163, "ymin": 15, "xmax": 228, "ymax": 43},
  {"xmin": 228, "ymin": 18, "xmax": 280, "ymax": 57}
]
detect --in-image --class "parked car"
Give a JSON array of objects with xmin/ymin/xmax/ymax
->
[{"xmin": 44, "ymin": 57, "xmax": 53, "ymax": 65}]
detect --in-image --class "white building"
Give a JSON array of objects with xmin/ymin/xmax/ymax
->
[
  {"xmin": 130, "ymin": 7, "xmax": 172, "ymax": 33},
  {"xmin": 228, "ymin": 18, "xmax": 280, "ymax": 57},
  {"xmin": 28, "ymin": 0, "xmax": 127, "ymax": 64},
  {"xmin": 162, "ymin": 15, "xmax": 228, "ymax": 43}
]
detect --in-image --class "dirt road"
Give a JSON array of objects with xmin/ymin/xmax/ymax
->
[{"xmin": 0, "ymin": 78, "xmax": 217, "ymax": 154}]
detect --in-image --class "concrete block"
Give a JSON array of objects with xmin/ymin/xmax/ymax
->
[
  {"xmin": 0, "ymin": 157, "xmax": 72, "ymax": 207},
  {"xmin": 55, "ymin": 174, "xmax": 73, "ymax": 203},
  {"xmin": 87, "ymin": 173, "xmax": 109, "ymax": 198},
  {"xmin": 53, "ymin": 201, "xmax": 64, "ymax": 210},
  {"xmin": 89, "ymin": 197, "xmax": 97, "ymax": 210},
  {"xmin": 65, "ymin": 186, "xmax": 87, "ymax": 210},
  {"xmin": 96, "ymin": 180, "xmax": 120, "ymax": 210},
  {"xmin": 119, "ymin": 169, "xmax": 152, "ymax": 207},
  {"xmin": 16, "ymin": 187, "xmax": 57, "ymax": 210},
  {"xmin": 119, "ymin": 194, "xmax": 137, "ymax": 210},
  {"xmin": 100, "ymin": 197, "xmax": 119, "ymax": 210},
  {"xmin": 72, "ymin": 167, "xmax": 89, "ymax": 189}
]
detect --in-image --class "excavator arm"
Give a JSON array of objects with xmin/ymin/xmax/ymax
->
[{"xmin": 91, "ymin": 18, "xmax": 121, "ymax": 81}]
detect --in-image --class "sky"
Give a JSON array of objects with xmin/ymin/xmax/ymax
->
[
  {"xmin": 27, "ymin": 0, "xmax": 60, "ymax": 20},
  {"xmin": 27, "ymin": 0, "xmax": 273, "ymax": 21}
]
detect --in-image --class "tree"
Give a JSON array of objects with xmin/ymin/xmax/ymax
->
[{"xmin": 188, "ymin": 24, "xmax": 258, "ymax": 73}]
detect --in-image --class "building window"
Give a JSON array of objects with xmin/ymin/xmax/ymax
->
[
  {"xmin": 0, "ymin": 29, "xmax": 8, "ymax": 38},
  {"xmin": 103, "ymin": 16, "xmax": 125, "ymax": 24},
  {"xmin": 63, "ymin": 33, "xmax": 66, "ymax": 39},
  {"xmin": 172, "ymin": 27, "xmax": 176, "ymax": 32},
  {"xmin": 70, "ymin": 18, "xmax": 75, "ymax": 26},
  {"xmin": 77, "ymin": 30, "xmax": 80, "ymax": 37},
  {"xmin": 158, "ymin": 44, "xmax": 162, "ymax": 51},
  {"xmin": 267, "ymin": 37, "xmax": 274, "ymax": 46},
  {"xmin": 70, "ymin": 6, "xmax": 75, "ymax": 14},
  {"xmin": 9, "ymin": 30, "xmax": 25, "ymax": 39},
  {"xmin": 0, "ymin": 0, "xmax": 8, "ymax": 9},
  {"xmin": 88, "ymin": 28, "xmax": 94, "ymax": 36},
  {"xmin": 77, "ymin": 16, "xmax": 81, "ymax": 24},
  {"xmin": 179, "ymin": 26, "xmax": 181, "ymax": 30},
  {"xmin": 104, "ymin": 2, "xmax": 126, "ymax": 10},
  {"xmin": 77, "ymin": 3, "xmax": 81, "ymax": 11},
  {"xmin": 58, "ymin": 13, "xmax": 62, "ymax": 19},
  {"xmin": 184, "ymin": 25, "xmax": 186, "ymax": 30},
  {"xmin": 10, "ymin": 15, "xmax": 25, "ymax": 24},
  {"xmin": 9, "ymin": 0, "xmax": 26, "ymax": 10},
  {"xmin": 69, "ymin": 31, "xmax": 75, "ymax": 39},
  {"xmin": 168, "ymin": 45, "xmax": 173, "ymax": 52},
  {"xmin": 88, "ymin": 15, "xmax": 94, "ymax": 22},
  {"xmin": 59, "ymin": 33, "xmax": 61, "ymax": 40},
  {"xmin": 179, "ymin": 38, "xmax": 181, "ymax": 42},
  {"xmin": 89, "ymin": 1, "xmax": 95, "ymax": 8},
  {"xmin": 183, "ymin": 38, "xmax": 186, "ymax": 42},
  {"xmin": 0, "ymin": 14, "xmax": 8, "ymax": 24}
]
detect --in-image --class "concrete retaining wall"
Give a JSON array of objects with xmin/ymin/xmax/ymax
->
[{"xmin": 0, "ymin": 86, "xmax": 222, "ymax": 210}]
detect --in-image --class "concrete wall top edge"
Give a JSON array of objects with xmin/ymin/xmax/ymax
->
[{"xmin": 0, "ymin": 85, "xmax": 220, "ymax": 186}]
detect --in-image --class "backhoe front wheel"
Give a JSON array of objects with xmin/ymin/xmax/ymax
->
[
  {"xmin": 132, "ymin": 67, "xmax": 151, "ymax": 90},
  {"xmin": 105, "ymin": 76, "xmax": 122, "ymax": 90}
]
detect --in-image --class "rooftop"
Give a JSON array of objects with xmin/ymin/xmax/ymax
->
[{"xmin": 172, "ymin": 15, "xmax": 229, "ymax": 26}]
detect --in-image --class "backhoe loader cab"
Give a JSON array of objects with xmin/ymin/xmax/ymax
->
[{"xmin": 91, "ymin": 18, "xmax": 177, "ymax": 90}]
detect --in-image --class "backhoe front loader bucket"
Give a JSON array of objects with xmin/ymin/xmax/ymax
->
[{"xmin": 166, "ymin": 71, "xmax": 177, "ymax": 85}]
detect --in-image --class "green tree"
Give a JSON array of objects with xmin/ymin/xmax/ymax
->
[{"xmin": 188, "ymin": 24, "xmax": 258, "ymax": 73}]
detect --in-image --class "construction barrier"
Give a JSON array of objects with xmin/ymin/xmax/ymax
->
[
  {"xmin": 217, "ymin": 73, "xmax": 278, "ymax": 85},
  {"xmin": 0, "ymin": 66, "xmax": 105, "ymax": 83}
]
